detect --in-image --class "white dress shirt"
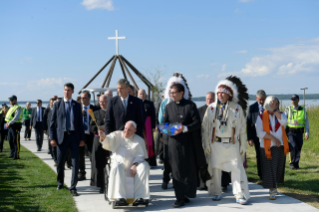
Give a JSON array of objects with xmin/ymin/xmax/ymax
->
[{"xmin": 64, "ymin": 98, "xmax": 75, "ymax": 131}]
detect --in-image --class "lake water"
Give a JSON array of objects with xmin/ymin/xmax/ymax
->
[{"xmin": 2, "ymin": 99, "xmax": 319, "ymax": 109}]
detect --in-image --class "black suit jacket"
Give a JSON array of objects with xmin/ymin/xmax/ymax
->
[
  {"xmin": 44, "ymin": 107, "xmax": 53, "ymax": 133},
  {"xmin": 50, "ymin": 99, "xmax": 85, "ymax": 145},
  {"xmin": 30, "ymin": 107, "xmax": 47, "ymax": 128},
  {"xmin": 105, "ymin": 95, "xmax": 144, "ymax": 137},
  {"xmin": 0, "ymin": 113, "xmax": 8, "ymax": 132},
  {"xmin": 198, "ymin": 104, "xmax": 208, "ymax": 123},
  {"xmin": 247, "ymin": 101, "xmax": 260, "ymax": 143}
]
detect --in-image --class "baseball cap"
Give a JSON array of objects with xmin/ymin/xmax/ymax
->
[
  {"xmin": 8, "ymin": 95, "xmax": 17, "ymax": 101},
  {"xmin": 291, "ymin": 94, "xmax": 299, "ymax": 100}
]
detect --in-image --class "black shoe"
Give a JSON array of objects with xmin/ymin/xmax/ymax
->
[
  {"xmin": 172, "ymin": 199, "xmax": 185, "ymax": 208},
  {"xmin": 116, "ymin": 198, "xmax": 128, "ymax": 206},
  {"xmin": 47, "ymin": 151, "xmax": 51, "ymax": 154},
  {"xmin": 9, "ymin": 155, "xmax": 13, "ymax": 158},
  {"xmin": 78, "ymin": 174, "xmax": 86, "ymax": 181},
  {"xmin": 57, "ymin": 185, "xmax": 63, "ymax": 190},
  {"xmin": 99, "ymin": 188, "xmax": 104, "ymax": 193},
  {"xmin": 0, "ymin": 149, "xmax": 2, "ymax": 153},
  {"xmin": 37, "ymin": 149, "xmax": 41, "ymax": 151},
  {"xmin": 290, "ymin": 165, "xmax": 296, "ymax": 170},
  {"xmin": 133, "ymin": 198, "xmax": 148, "ymax": 206},
  {"xmin": 162, "ymin": 181, "xmax": 168, "ymax": 190},
  {"xmin": 158, "ymin": 160, "xmax": 163, "ymax": 164},
  {"xmin": 222, "ymin": 186, "xmax": 228, "ymax": 192},
  {"xmin": 184, "ymin": 197, "xmax": 190, "ymax": 203},
  {"xmin": 70, "ymin": 190, "xmax": 79, "ymax": 196}
]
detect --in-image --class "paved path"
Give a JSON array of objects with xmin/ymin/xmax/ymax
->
[{"xmin": 20, "ymin": 127, "xmax": 318, "ymax": 212}]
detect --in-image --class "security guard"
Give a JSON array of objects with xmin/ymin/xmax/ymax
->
[
  {"xmin": 285, "ymin": 94, "xmax": 309, "ymax": 169},
  {"xmin": 5, "ymin": 95, "xmax": 23, "ymax": 160}
]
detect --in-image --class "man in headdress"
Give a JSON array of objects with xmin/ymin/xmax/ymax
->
[{"xmin": 202, "ymin": 76, "xmax": 250, "ymax": 205}]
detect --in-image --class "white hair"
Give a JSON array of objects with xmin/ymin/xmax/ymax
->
[
  {"xmin": 164, "ymin": 76, "xmax": 189, "ymax": 100},
  {"xmin": 100, "ymin": 94, "xmax": 110, "ymax": 102},
  {"xmin": 126, "ymin": 120, "xmax": 137, "ymax": 129},
  {"xmin": 263, "ymin": 96, "xmax": 279, "ymax": 111}
]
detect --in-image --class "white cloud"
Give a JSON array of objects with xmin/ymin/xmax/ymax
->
[
  {"xmin": 234, "ymin": 50, "xmax": 247, "ymax": 54},
  {"xmin": 221, "ymin": 64, "xmax": 227, "ymax": 72},
  {"xmin": 241, "ymin": 44, "xmax": 319, "ymax": 77},
  {"xmin": 27, "ymin": 78, "xmax": 73, "ymax": 90},
  {"xmin": 197, "ymin": 75, "xmax": 209, "ymax": 79},
  {"xmin": 239, "ymin": 0, "xmax": 254, "ymax": 2},
  {"xmin": 81, "ymin": 0, "xmax": 114, "ymax": 11}
]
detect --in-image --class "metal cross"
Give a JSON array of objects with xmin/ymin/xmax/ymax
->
[{"xmin": 108, "ymin": 30, "xmax": 126, "ymax": 55}]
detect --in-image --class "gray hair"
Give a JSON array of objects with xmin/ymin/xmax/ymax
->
[
  {"xmin": 117, "ymin": 79, "xmax": 130, "ymax": 88},
  {"xmin": 100, "ymin": 94, "xmax": 110, "ymax": 102},
  {"xmin": 256, "ymin": 90, "xmax": 266, "ymax": 97},
  {"xmin": 206, "ymin": 92, "xmax": 215, "ymax": 96},
  {"xmin": 263, "ymin": 96, "xmax": 279, "ymax": 111},
  {"xmin": 26, "ymin": 102, "xmax": 31, "ymax": 107},
  {"xmin": 82, "ymin": 91, "xmax": 91, "ymax": 99}
]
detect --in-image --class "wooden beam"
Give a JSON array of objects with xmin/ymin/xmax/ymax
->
[
  {"xmin": 106, "ymin": 57, "xmax": 118, "ymax": 87},
  {"xmin": 118, "ymin": 55, "xmax": 127, "ymax": 79},
  {"xmin": 119, "ymin": 56, "xmax": 139, "ymax": 90},
  {"xmin": 101, "ymin": 56, "xmax": 117, "ymax": 88},
  {"xmin": 78, "ymin": 55, "xmax": 115, "ymax": 94}
]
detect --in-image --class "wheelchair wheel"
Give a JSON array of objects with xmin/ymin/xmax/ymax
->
[
  {"xmin": 112, "ymin": 201, "xmax": 116, "ymax": 209},
  {"xmin": 104, "ymin": 164, "xmax": 110, "ymax": 201}
]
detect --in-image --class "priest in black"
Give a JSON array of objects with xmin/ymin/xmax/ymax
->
[
  {"xmin": 163, "ymin": 83, "xmax": 203, "ymax": 208},
  {"xmin": 90, "ymin": 95, "xmax": 109, "ymax": 193},
  {"xmin": 138, "ymin": 88, "xmax": 157, "ymax": 167}
]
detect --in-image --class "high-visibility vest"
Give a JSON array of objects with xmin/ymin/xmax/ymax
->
[
  {"xmin": 287, "ymin": 106, "xmax": 306, "ymax": 129},
  {"xmin": 5, "ymin": 105, "xmax": 22, "ymax": 123}
]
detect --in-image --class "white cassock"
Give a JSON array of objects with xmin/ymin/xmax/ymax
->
[
  {"xmin": 202, "ymin": 101, "xmax": 250, "ymax": 200},
  {"xmin": 101, "ymin": 131, "xmax": 150, "ymax": 201}
]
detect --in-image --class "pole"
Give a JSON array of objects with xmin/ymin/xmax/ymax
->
[{"xmin": 300, "ymin": 87, "xmax": 308, "ymax": 107}]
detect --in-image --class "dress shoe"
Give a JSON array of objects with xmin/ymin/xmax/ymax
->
[
  {"xmin": 172, "ymin": 199, "xmax": 185, "ymax": 208},
  {"xmin": 57, "ymin": 185, "xmax": 63, "ymax": 190},
  {"xmin": 133, "ymin": 198, "xmax": 149, "ymax": 206},
  {"xmin": 99, "ymin": 188, "xmax": 104, "ymax": 193},
  {"xmin": 222, "ymin": 186, "xmax": 228, "ymax": 192},
  {"xmin": 70, "ymin": 190, "xmax": 79, "ymax": 196},
  {"xmin": 162, "ymin": 181, "xmax": 168, "ymax": 190},
  {"xmin": 78, "ymin": 174, "xmax": 86, "ymax": 181},
  {"xmin": 54, "ymin": 162, "xmax": 57, "ymax": 167},
  {"xmin": 28, "ymin": 138, "xmax": 31, "ymax": 141},
  {"xmin": 37, "ymin": 149, "xmax": 41, "ymax": 151},
  {"xmin": 47, "ymin": 151, "xmax": 51, "ymax": 154},
  {"xmin": 158, "ymin": 160, "xmax": 163, "ymax": 164},
  {"xmin": 184, "ymin": 197, "xmax": 190, "ymax": 203},
  {"xmin": 9, "ymin": 155, "xmax": 13, "ymax": 158},
  {"xmin": 116, "ymin": 198, "xmax": 128, "ymax": 206}
]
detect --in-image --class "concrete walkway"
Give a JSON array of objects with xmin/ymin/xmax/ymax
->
[{"xmin": 20, "ymin": 127, "xmax": 318, "ymax": 212}]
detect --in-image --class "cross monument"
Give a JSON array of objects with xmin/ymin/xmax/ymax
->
[{"xmin": 108, "ymin": 30, "xmax": 126, "ymax": 55}]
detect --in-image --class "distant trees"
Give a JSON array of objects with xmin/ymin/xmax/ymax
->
[{"xmin": 147, "ymin": 68, "xmax": 166, "ymax": 103}]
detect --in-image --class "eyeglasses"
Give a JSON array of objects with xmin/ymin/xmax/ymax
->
[{"xmin": 170, "ymin": 91, "xmax": 180, "ymax": 95}]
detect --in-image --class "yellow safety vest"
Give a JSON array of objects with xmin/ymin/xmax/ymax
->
[
  {"xmin": 5, "ymin": 105, "xmax": 22, "ymax": 123},
  {"xmin": 287, "ymin": 106, "xmax": 306, "ymax": 129}
]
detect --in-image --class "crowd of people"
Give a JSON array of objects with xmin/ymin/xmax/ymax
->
[{"xmin": 0, "ymin": 73, "xmax": 310, "ymax": 208}]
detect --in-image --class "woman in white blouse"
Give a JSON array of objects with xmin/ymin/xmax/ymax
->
[{"xmin": 255, "ymin": 96, "xmax": 289, "ymax": 200}]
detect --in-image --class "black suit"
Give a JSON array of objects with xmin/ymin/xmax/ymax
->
[
  {"xmin": 0, "ymin": 112, "xmax": 8, "ymax": 151},
  {"xmin": 30, "ymin": 107, "xmax": 47, "ymax": 150},
  {"xmin": 105, "ymin": 95, "xmax": 144, "ymax": 137},
  {"xmin": 247, "ymin": 101, "xmax": 262, "ymax": 179},
  {"xmin": 79, "ymin": 104, "xmax": 97, "ymax": 176},
  {"xmin": 50, "ymin": 99, "xmax": 85, "ymax": 191},
  {"xmin": 198, "ymin": 105, "xmax": 207, "ymax": 122}
]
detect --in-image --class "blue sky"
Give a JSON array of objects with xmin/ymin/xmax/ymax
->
[{"xmin": 1, "ymin": 0, "xmax": 319, "ymax": 101}]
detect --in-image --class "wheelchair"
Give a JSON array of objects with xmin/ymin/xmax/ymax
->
[{"xmin": 104, "ymin": 157, "xmax": 149, "ymax": 209}]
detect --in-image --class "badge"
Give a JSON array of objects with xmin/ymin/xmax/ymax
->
[
  {"xmin": 180, "ymin": 115, "xmax": 183, "ymax": 118},
  {"xmin": 222, "ymin": 138, "xmax": 230, "ymax": 143}
]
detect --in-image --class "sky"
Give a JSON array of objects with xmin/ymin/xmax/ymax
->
[{"xmin": 1, "ymin": 0, "xmax": 319, "ymax": 101}]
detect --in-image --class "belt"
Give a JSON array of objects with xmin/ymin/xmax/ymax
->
[
  {"xmin": 64, "ymin": 131, "xmax": 75, "ymax": 135},
  {"xmin": 215, "ymin": 136, "xmax": 232, "ymax": 143}
]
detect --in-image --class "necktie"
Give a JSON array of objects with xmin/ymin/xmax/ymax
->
[
  {"xmin": 83, "ymin": 106, "xmax": 88, "ymax": 131},
  {"xmin": 66, "ymin": 101, "xmax": 71, "ymax": 131},
  {"xmin": 123, "ymin": 99, "xmax": 126, "ymax": 112},
  {"xmin": 37, "ymin": 109, "xmax": 40, "ymax": 121}
]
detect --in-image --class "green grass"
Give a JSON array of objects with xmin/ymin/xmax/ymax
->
[
  {"xmin": 246, "ymin": 105, "xmax": 319, "ymax": 209},
  {"xmin": 0, "ymin": 141, "xmax": 77, "ymax": 212}
]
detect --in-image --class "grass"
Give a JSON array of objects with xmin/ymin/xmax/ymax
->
[
  {"xmin": 0, "ymin": 141, "xmax": 77, "ymax": 212},
  {"xmin": 246, "ymin": 105, "xmax": 319, "ymax": 209}
]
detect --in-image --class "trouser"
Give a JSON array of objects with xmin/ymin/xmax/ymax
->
[
  {"xmin": 288, "ymin": 131, "xmax": 303, "ymax": 168},
  {"xmin": 162, "ymin": 143, "xmax": 171, "ymax": 183},
  {"xmin": 48, "ymin": 135, "xmax": 57, "ymax": 162},
  {"xmin": 48, "ymin": 135, "xmax": 52, "ymax": 153},
  {"xmin": 253, "ymin": 138, "xmax": 262, "ymax": 179},
  {"xmin": 221, "ymin": 171, "xmax": 231, "ymax": 187},
  {"xmin": 8, "ymin": 127, "xmax": 20, "ymax": 159},
  {"xmin": 24, "ymin": 120, "xmax": 32, "ymax": 138},
  {"xmin": 56, "ymin": 132, "xmax": 79, "ymax": 191},
  {"xmin": 35, "ymin": 122, "xmax": 44, "ymax": 149},
  {"xmin": 212, "ymin": 166, "xmax": 250, "ymax": 200},
  {"xmin": 79, "ymin": 134, "xmax": 93, "ymax": 175},
  {"xmin": 0, "ymin": 130, "xmax": 8, "ymax": 150}
]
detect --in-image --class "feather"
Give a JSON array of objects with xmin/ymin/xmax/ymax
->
[{"xmin": 88, "ymin": 109, "xmax": 99, "ymax": 128}]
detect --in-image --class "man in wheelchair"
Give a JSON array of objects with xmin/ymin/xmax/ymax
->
[{"xmin": 99, "ymin": 121, "xmax": 150, "ymax": 206}]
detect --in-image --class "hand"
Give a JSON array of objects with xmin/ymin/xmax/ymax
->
[
  {"xmin": 44, "ymin": 130, "xmax": 47, "ymax": 134},
  {"xmin": 248, "ymin": 140, "xmax": 254, "ymax": 147},
  {"xmin": 28, "ymin": 114, "xmax": 31, "ymax": 117},
  {"xmin": 50, "ymin": 140, "xmax": 57, "ymax": 147},
  {"xmin": 30, "ymin": 126, "xmax": 32, "ymax": 130},
  {"xmin": 98, "ymin": 125, "xmax": 105, "ymax": 131},
  {"xmin": 6, "ymin": 123, "xmax": 10, "ymax": 128},
  {"xmin": 130, "ymin": 165, "xmax": 137, "ymax": 177},
  {"xmin": 99, "ymin": 130, "xmax": 106, "ymax": 142},
  {"xmin": 273, "ymin": 137, "xmax": 281, "ymax": 147},
  {"xmin": 82, "ymin": 110, "xmax": 85, "ymax": 115},
  {"xmin": 305, "ymin": 134, "xmax": 309, "ymax": 140},
  {"xmin": 79, "ymin": 140, "xmax": 85, "ymax": 147},
  {"xmin": 174, "ymin": 125, "xmax": 184, "ymax": 135}
]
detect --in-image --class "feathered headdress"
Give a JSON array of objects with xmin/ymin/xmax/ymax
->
[
  {"xmin": 215, "ymin": 75, "xmax": 249, "ymax": 112},
  {"xmin": 164, "ymin": 73, "xmax": 192, "ymax": 100}
]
